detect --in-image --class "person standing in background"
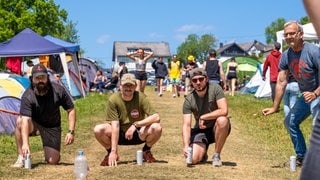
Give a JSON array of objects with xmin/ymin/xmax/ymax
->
[
  {"xmin": 152, "ymin": 57, "xmax": 168, "ymax": 97},
  {"xmin": 168, "ymin": 54, "xmax": 182, "ymax": 98},
  {"xmin": 183, "ymin": 55, "xmax": 198, "ymax": 97},
  {"xmin": 24, "ymin": 60, "xmax": 34, "ymax": 77},
  {"xmin": 203, "ymin": 49, "xmax": 227, "ymax": 90},
  {"xmin": 118, "ymin": 62, "xmax": 128, "ymax": 80},
  {"xmin": 262, "ymin": 42, "xmax": 282, "ymax": 102},
  {"xmin": 225, "ymin": 57, "xmax": 238, "ymax": 96},
  {"xmin": 127, "ymin": 48, "xmax": 154, "ymax": 93}
]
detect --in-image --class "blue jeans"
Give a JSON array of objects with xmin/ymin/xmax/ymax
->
[
  {"xmin": 97, "ymin": 82, "xmax": 104, "ymax": 93},
  {"xmin": 208, "ymin": 80, "xmax": 220, "ymax": 85},
  {"xmin": 284, "ymin": 94, "xmax": 320, "ymax": 158},
  {"xmin": 283, "ymin": 82, "xmax": 299, "ymax": 117}
]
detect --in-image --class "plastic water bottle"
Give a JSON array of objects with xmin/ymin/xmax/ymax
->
[{"xmin": 74, "ymin": 150, "xmax": 88, "ymax": 180}]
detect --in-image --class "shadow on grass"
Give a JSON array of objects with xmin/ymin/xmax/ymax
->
[
  {"xmin": 30, "ymin": 161, "xmax": 74, "ymax": 168},
  {"xmin": 197, "ymin": 161, "xmax": 237, "ymax": 167},
  {"xmin": 115, "ymin": 159, "xmax": 169, "ymax": 166}
]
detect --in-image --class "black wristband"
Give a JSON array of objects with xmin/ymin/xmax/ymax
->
[
  {"xmin": 132, "ymin": 123, "xmax": 138, "ymax": 129},
  {"xmin": 68, "ymin": 130, "xmax": 75, "ymax": 135}
]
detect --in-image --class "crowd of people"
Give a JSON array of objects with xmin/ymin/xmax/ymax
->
[{"xmin": 9, "ymin": 5, "xmax": 320, "ymax": 177}]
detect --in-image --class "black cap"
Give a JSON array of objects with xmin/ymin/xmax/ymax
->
[
  {"xmin": 31, "ymin": 64, "xmax": 48, "ymax": 77},
  {"xmin": 190, "ymin": 68, "xmax": 207, "ymax": 79}
]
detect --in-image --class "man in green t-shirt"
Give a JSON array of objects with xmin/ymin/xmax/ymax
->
[
  {"xmin": 94, "ymin": 73, "xmax": 162, "ymax": 166},
  {"xmin": 182, "ymin": 68, "xmax": 231, "ymax": 167}
]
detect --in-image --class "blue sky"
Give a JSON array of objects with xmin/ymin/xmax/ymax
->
[{"xmin": 55, "ymin": 0, "xmax": 307, "ymax": 68}]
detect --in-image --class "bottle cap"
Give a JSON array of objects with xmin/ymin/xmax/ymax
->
[{"xmin": 78, "ymin": 150, "xmax": 84, "ymax": 155}]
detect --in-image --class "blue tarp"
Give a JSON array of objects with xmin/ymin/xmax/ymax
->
[
  {"xmin": 0, "ymin": 28, "xmax": 67, "ymax": 56},
  {"xmin": 44, "ymin": 35, "xmax": 80, "ymax": 52}
]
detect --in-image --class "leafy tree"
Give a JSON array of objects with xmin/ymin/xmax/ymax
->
[
  {"xmin": 176, "ymin": 34, "xmax": 217, "ymax": 64},
  {"xmin": 0, "ymin": 0, "xmax": 77, "ymax": 42},
  {"xmin": 264, "ymin": 18, "xmax": 286, "ymax": 44},
  {"xmin": 265, "ymin": 17, "xmax": 310, "ymax": 44}
]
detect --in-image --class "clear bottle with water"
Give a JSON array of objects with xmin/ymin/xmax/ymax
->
[{"xmin": 74, "ymin": 150, "xmax": 88, "ymax": 180}]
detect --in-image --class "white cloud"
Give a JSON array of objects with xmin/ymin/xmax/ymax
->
[
  {"xmin": 96, "ymin": 35, "xmax": 110, "ymax": 44},
  {"xmin": 173, "ymin": 34, "xmax": 187, "ymax": 42},
  {"xmin": 176, "ymin": 24, "xmax": 214, "ymax": 33},
  {"xmin": 148, "ymin": 32, "xmax": 164, "ymax": 38}
]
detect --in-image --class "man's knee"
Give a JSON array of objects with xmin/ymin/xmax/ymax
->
[
  {"xmin": 216, "ymin": 116, "xmax": 230, "ymax": 127},
  {"xmin": 150, "ymin": 123, "xmax": 162, "ymax": 134}
]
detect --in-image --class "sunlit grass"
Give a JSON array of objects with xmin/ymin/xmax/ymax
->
[{"xmin": 0, "ymin": 89, "xmax": 310, "ymax": 179}]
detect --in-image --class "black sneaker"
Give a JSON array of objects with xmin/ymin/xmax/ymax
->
[
  {"xmin": 296, "ymin": 156, "xmax": 303, "ymax": 167},
  {"xmin": 283, "ymin": 156, "xmax": 303, "ymax": 167}
]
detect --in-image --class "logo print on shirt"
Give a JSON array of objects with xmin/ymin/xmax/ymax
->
[
  {"xmin": 131, "ymin": 109, "xmax": 139, "ymax": 119},
  {"xmin": 290, "ymin": 58, "xmax": 311, "ymax": 79}
]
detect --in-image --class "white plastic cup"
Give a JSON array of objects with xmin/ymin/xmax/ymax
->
[
  {"xmin": 290, "ymin": 156, "xmax": 296, "ymax": 171},
  {"xmin": 136, "ymin": 150, "xmax": 143, "ymax": 165}
]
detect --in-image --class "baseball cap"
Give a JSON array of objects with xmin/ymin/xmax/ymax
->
[
  {"xmin": 274, "ymin": 42, "xmax": 281, "ymax": 50},
  {"xmin": 31, "ymin": 64, "xmax": 48, "ymax": 77},
  {"xmin": 187, "ymin": 55, "xmax": 195, "ymax": 62},
  {"xmin": 190, "ymin": 68, "xmax": 207, "ymax": 79},
  {"xmin": 121, "ymin": 73, "xmax": 136, "ymax": 85}
]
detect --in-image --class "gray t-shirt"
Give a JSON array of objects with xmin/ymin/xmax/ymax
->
[
  {"xmin": 183, "ymin": 84, "xmax": 225, "ymax": 129},
  {"xmin": 279, "ymin": 42, "xmax": 320, "ymax": 92}
]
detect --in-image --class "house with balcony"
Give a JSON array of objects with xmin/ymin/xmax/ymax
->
[{"xmin": 112, "ymin": 41, "xmax": 171, "ymax": 73}]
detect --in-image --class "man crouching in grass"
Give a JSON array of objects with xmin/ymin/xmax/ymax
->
[
  {"xmin": 182, "ymin": 68, "xmax": 231, "ymax": 167},
  {"xmin": 94, "ymin": 73, "xmax": 162, "ymax": 166}
]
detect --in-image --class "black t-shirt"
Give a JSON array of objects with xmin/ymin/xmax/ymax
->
[{"xmin": 20, "ymin": 82, "xmax": 74, "ymax": 128}]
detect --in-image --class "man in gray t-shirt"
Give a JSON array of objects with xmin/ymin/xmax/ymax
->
[{"xmin": 262, "ymin": 21, "xmax": 320, "ymax": 167}]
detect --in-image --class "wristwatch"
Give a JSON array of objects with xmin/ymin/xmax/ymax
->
[{"xmin": 68, "ymin": 130, "xmax": 75, "ymax": 135}]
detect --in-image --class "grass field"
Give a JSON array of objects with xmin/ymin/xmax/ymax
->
[{"xmin": 0, "ymin": 86, "xmax": 313, "ymax": 179}]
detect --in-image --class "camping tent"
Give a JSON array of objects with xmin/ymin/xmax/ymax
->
[
  {"xmin": 239, "ymin": 63, "xmax": 271, "ymax": 98},
  {"xmin": 276, "ymin": 23, "xmax": 318, "ymax": 51},
  {"xmin": 0, "ymin": 28, "xmax": 84, "ymax": 97},
  {"xmin": 0, "ymin": 96, "xmax": 20, "ymax": 134},
  {"xmin": 0, "ymin": 73, "xmax": 30, "ymax": 98},
  {"xmin": 44, "ymin": 35, "xmax": 85, "ymax": 98},
  {"xmin": 222, "ymin": 56, "xmax": 261, "ymax": 82},
  {"xmin": 68, "ymin": 57, "xmax": 99, "ymax": 92}
]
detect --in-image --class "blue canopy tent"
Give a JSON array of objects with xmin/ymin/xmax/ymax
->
[
  {"xmin": 0, "ymin": 28, "xmax": 85, "ymax": 97},
  {"xmin": 44, "ymin": 35, "xmax": 85, "ymax": 97},
  {"xmin": 44, "ymin": 35, "xmax": 80, "ymax": 52}
]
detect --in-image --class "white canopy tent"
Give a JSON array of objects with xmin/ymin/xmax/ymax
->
[{"xmin": 276, "ymin": 23, "xmax": 319, "ymax": 51}]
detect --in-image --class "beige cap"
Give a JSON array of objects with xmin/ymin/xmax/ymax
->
[{"xmin": 121, "ymin": 73, "xmax": 136, "ymax": 85}]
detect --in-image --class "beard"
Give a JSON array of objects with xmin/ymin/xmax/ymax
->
[
  {"xmin": 32, "ymin": 81, "xmax": 50, "ymax": 95},
  {"xmin": 194, "ymin": 86, "xmax": 206, "ymax": 92}
]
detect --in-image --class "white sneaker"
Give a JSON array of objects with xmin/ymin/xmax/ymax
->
[
  {"xmin": 172, "ymin": 94, "xmax": 176, "ymax": 98},
  {"xmin": 12, "ymin": 155, "xmax": 24, "ymax": 168},
  {"xmin": 212, "ymin": 153, "xmax": 222, "ymax": 167},
  {"xmin": 158, "ymin": 93, "xmax": 162, "ymax": 97}
]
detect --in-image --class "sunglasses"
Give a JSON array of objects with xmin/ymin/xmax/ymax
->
[{"xmin": 191, "ymin": 77, "xmax": 205, "ymax": 83}]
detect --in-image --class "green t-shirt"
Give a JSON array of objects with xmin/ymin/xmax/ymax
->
[
  {"xmin": 106, "ymin": 91, "xmax": 157, "ymax": 131},
  {"xmin": 182, "ymin": 84, "xmax": 225, "ymax": 129}
]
